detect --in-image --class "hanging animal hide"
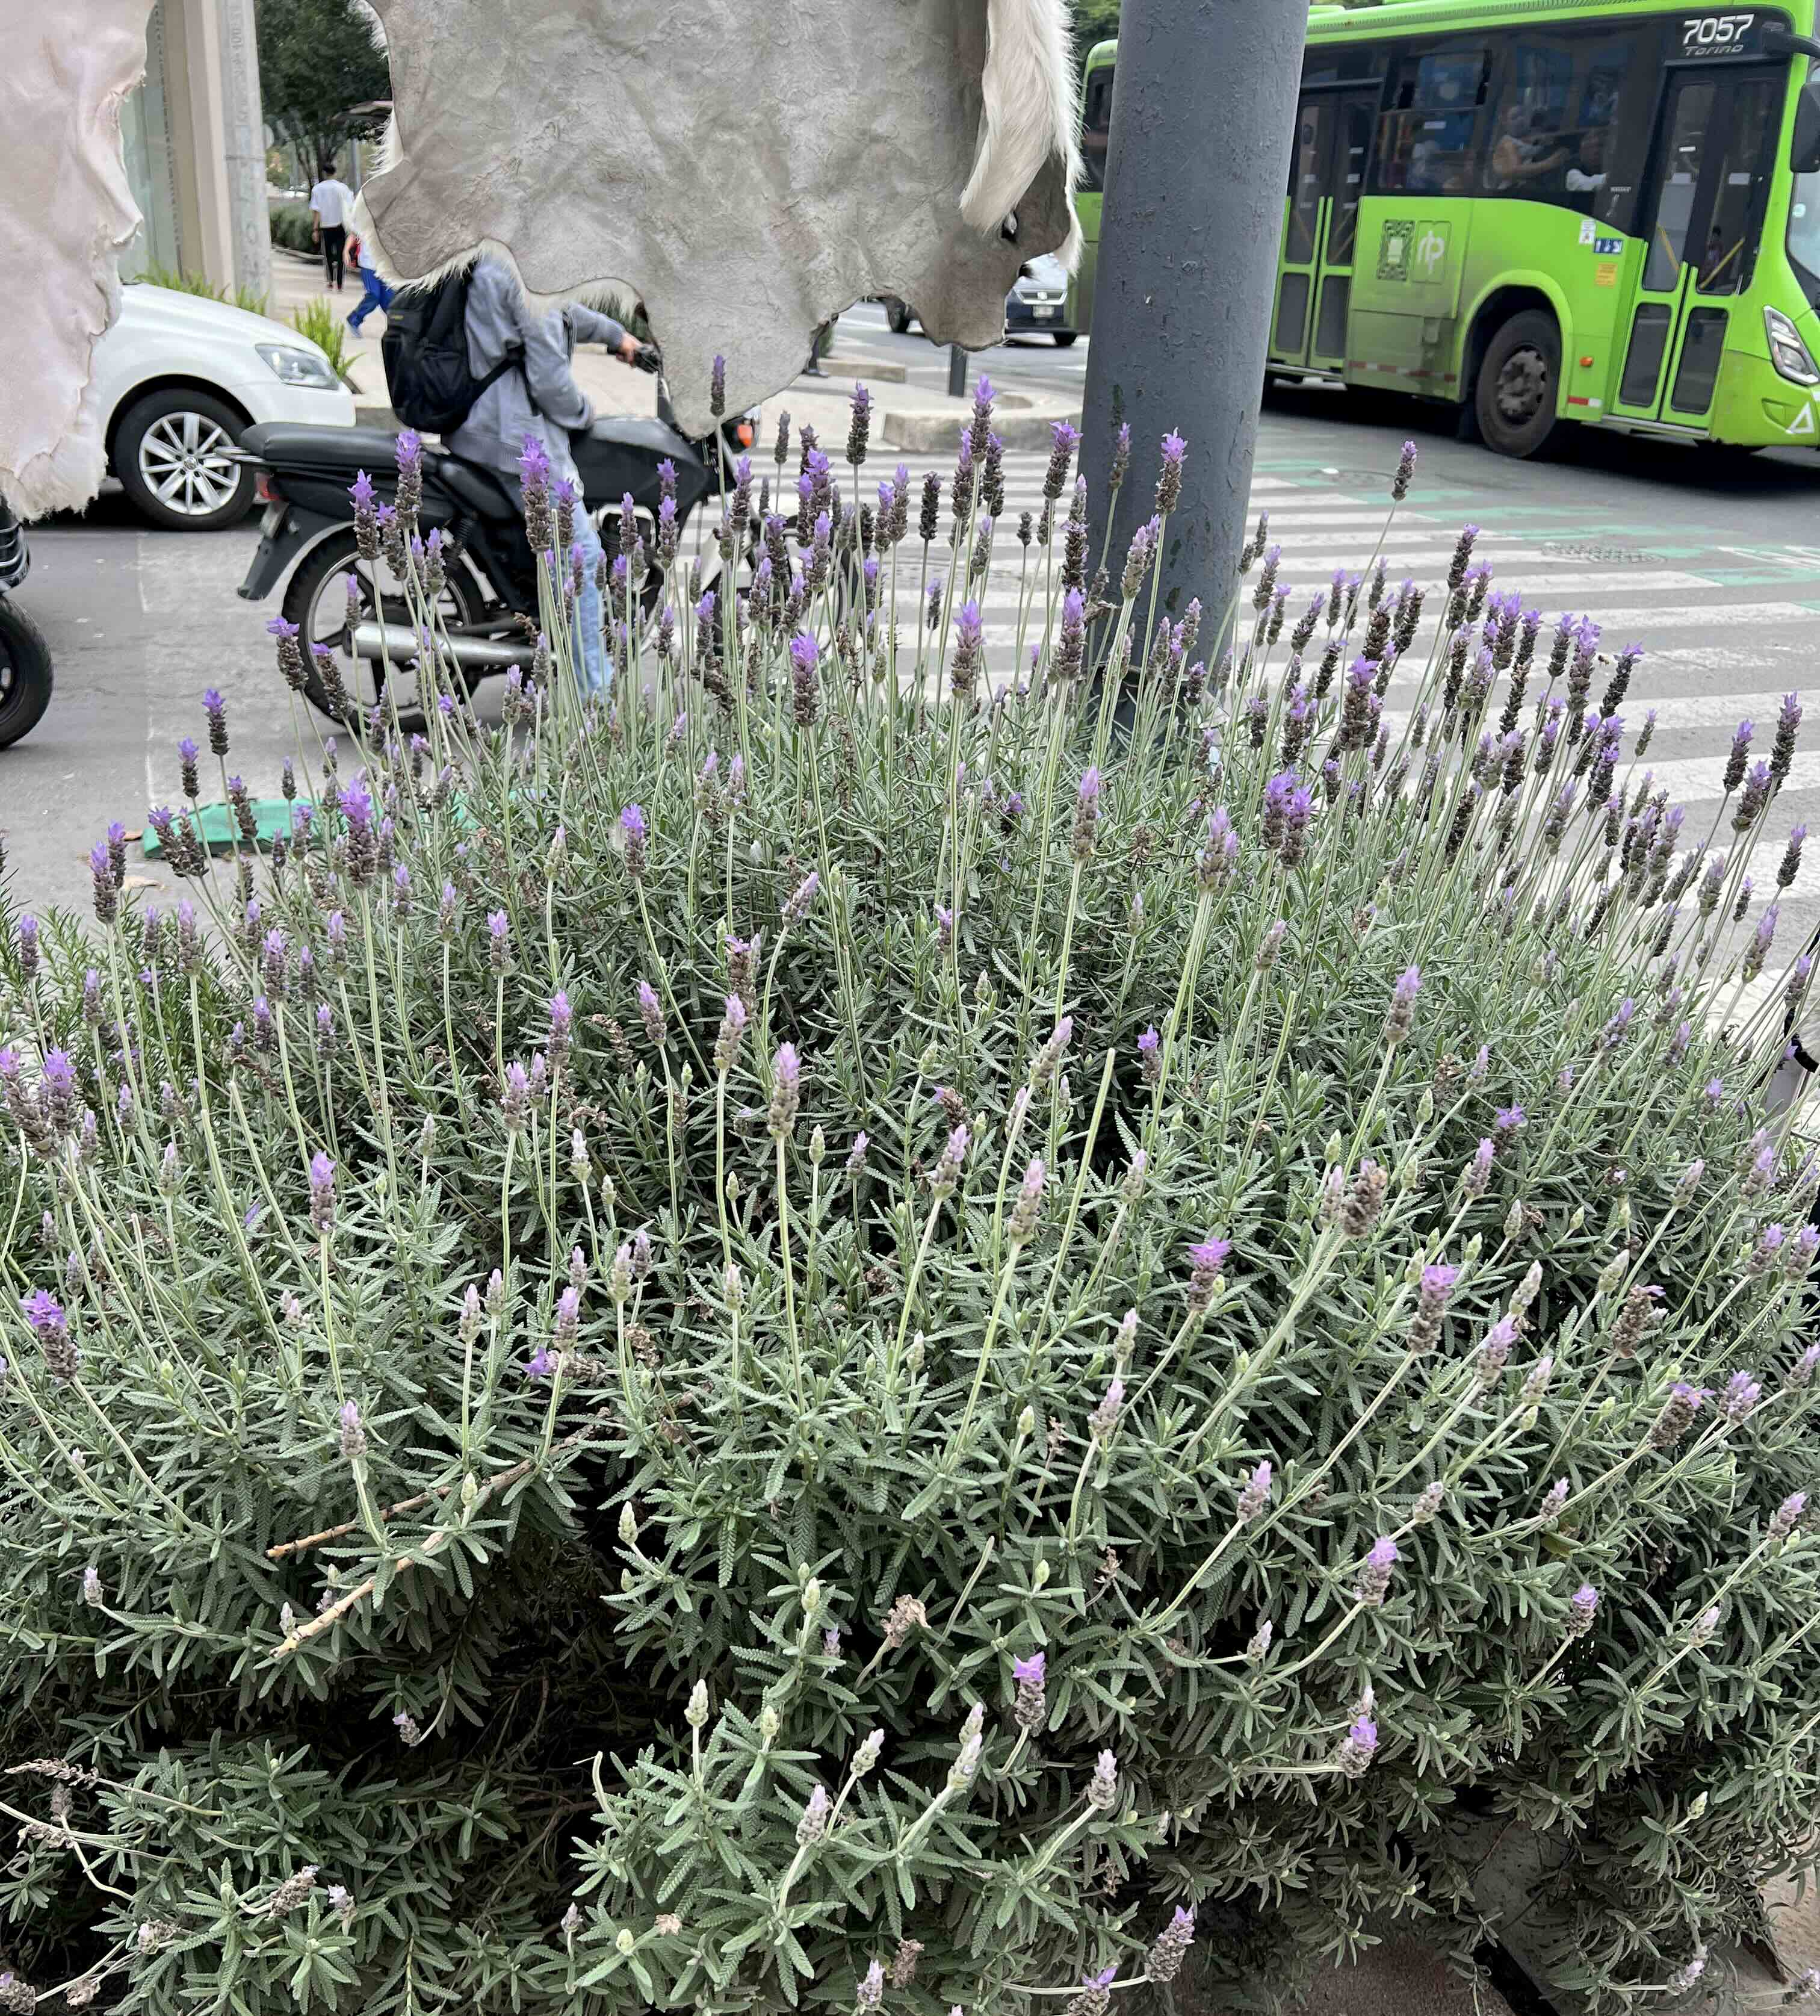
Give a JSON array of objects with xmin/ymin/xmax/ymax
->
[
  {"xmin": 0, "ymin": 3, "xmax": 154, "ymax": 518},
  {"xmin": 356, "ymin": 0, "xmax": 1080, "ymax": 433}
]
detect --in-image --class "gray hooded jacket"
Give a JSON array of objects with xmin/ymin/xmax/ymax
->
[{"xmin": 445, "ymin": 258, "xmax": 625, "ymax": 492}]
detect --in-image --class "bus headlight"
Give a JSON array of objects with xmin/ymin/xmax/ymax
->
[{"xmin": 1764, "ymin": 306, "xmax": 1820, "ymax": 386}]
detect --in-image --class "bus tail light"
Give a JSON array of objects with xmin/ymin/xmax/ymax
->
[{"xmin": 1764, "ymin": 306, "xmax": 1820, "ymax": 386}]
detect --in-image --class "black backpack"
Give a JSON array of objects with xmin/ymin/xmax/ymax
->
[{"xmin": 380, "ymin": 269, "xmax": 521, "ymax": 436}]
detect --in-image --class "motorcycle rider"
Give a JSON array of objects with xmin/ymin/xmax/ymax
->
[{"xmin": 448, "ymin": 256, "xmax": 640, "ymax": 696}]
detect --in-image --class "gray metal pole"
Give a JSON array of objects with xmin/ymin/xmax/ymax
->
[{"xmin": 1080, "ymin": 0, "xmax": 1308, "ymax": 646}]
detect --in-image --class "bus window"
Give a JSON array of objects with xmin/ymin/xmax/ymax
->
[
  {"xmin": 1373, "ymin": 43, "xmax": 1491, "ymax": 194},
  {"xmin": 1080, "ymin": 66, "xmax": 1113, "ymax": 194},
  {"xmin": 1481, "ymin": 26, "xmax": 1642, "ymax": 217}
]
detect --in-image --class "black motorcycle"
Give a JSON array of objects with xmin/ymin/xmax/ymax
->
[
  {"xmin": 0, "ymin": 501, "xmax": 54, "ymax": 748},
  {"xmin": 234, "ymin": 351, "xmax": 756, "ymax": 723}
]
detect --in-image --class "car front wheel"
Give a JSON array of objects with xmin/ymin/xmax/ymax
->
[{"xmin": 114, "ymin": 388, "xmax": 257, "ymax": 530}]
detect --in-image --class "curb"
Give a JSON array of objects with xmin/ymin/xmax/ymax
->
[{"xmin": 881, "ymin": 406, "xmax": 1077, "ymax": 453}]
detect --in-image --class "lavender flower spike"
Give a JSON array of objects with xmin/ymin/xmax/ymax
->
[
  {"xmin": 309, "ymin": 1152, "xmax": 336, "ymax": 1237},
  {"xmin": 1356, "ymin": 1536, "xmax": 1398, "ymax": 1607},
  {"xmin": 1012, "ymin": 1650, "xmax": 1047, "ymax": 1729}
]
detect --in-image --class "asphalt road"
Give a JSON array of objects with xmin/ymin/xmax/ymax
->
[{"xmin": 7, "ymin": 303, "xmax": 1820, "ymax": 983}]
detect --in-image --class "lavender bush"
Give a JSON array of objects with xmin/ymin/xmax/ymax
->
[{"xmin": 2, "ymin": 389, "xmax": 1818, "ymax": 2015}]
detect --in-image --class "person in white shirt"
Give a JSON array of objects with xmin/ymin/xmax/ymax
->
[{"xmin": 308, "ymin": 161, "xmax": 356, "ymax": 291}]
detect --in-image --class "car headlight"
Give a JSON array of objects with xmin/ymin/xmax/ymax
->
[
  {"xmin": 256, "ymin": 343, "xmax": 341, "ymax": 391},
  {"xmin": 1763, "ymin": 306, "xmax": 1820, "ymax": 386}
]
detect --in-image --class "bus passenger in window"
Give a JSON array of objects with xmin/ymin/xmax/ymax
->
[
  {"xmin": 1489, "ymin": 105, "xmax": 1569, "ymax": 190},
  {"xmin": 1565, "ymin": 129, "xmax": 1609, "ymax": 196}
]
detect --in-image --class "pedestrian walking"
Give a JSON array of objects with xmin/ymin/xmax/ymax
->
[
  {"xmin": 309, "ymin": 160, "xmax": 356, "ymax": 291},
  {"xmin": 446, "ymin": 258, "xmax": 640, "ymax": 697},
  {"xmin": 345, "ymin": 234, "xmax": 394, "ymax": 333}
]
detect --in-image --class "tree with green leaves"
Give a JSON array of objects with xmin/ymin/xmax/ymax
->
[
  {"xmin": 1071, "ymin": 0, "xmax": 1119, "ymax": 73},
  {"xmin": 256, "ymin": 0, "xmax": 391, "ymax": 185}
]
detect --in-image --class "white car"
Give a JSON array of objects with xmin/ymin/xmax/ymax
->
[{"xmin": 96, "ymin": 285, "xmax": 356, "ymax": 531}]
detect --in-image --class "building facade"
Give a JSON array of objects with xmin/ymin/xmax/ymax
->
[{"xmin": 119, "ymin": 0, "xmax": 271, "ymax": 303}]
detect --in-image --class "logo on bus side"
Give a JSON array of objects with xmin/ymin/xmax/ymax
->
[{"xmin": 1378, "ymin": 218, "xmax": 1450, "ymax": 282}]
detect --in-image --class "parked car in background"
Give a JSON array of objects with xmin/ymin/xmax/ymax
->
[
  {"xmin": 880, "ymin": 253, "xmax": 1079, "ymax": 346},
  {"xmin": 94, "ymin": 285, "xmax": 356, "ymax": 530},
  {"xmin": 1004, "ymin": 253, "xmax": 1077, "ymax": 345}
]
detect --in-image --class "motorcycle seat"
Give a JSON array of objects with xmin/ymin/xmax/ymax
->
[
  {"xmin": 241, "ymin": 422, "xmax": 402, "ymax": 471},
  {"xmin": 436, "ymin": 453, "xmax": 520, "ymax": 520}
]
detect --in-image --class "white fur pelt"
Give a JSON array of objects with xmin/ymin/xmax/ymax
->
[
  {"xmin": 960, "ymin": 0, "xmax": 1082, "ymax": 268},
  {"xmin": 0, "ymin": 1, "xmax": 153, "ymax": 518}
]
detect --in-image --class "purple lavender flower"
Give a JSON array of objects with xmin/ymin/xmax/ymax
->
[
  {"xmin": 309, "ymin": 1152, "xmax": 336, "ymax": 1236},
  {"xmin": 1719, "ymin": 1368, "xmax": 1762, "ymax": 1422},
  {"xmin": 1567, "ymin": 1584, "xmax": 1599, "ymax": 1638},
  {"xmin": 202, "ymin": 686, "xmax": 229, "ymax": 757},
  {"xmin": 1155, "ymin": 429, "xmax": 1187, "ymax": 515},
  {"xmin": 1145, "ymin": 1905, "xmax": 1197, "ymax": 1987},
  {"xmin": 637, "ymin": 978, "xmax": 667, "ymax": 1050},
  {"xmin": 1012, "ymin": 1649, "xmax": 1047, "ymax": 1729},
  {"xmin": 1335, "ymin": 1716, "xmax": 1378, "ymax": 1778},
  {"xmin": 1472, "ymin": 1314, "xmax": 1518, "ymax": 1388},
  {"xmin": 1187, "ymin": 1236, "xmax": 1230, "ymax": 1313},
  {"xmin": 338, "ymin": 1398, "xmax": 366, "ymax": 1460},
  {"xmin": 769, "ymin": 1043, "xmax": 801, "ymax": 1139},
  {"xmin": 1138, "ymin": 1024, "xmax": 1161, "ymax": 1085},
  {"xmin": 1236, "ymin": 1459, "xmax": 1272, "ymax": 1524},
  {"xmin": 1409, "ymin": 1262, "xmax": 1458, "ymax": 1352},
  {"xmin": 548, "ymin": 990, "xmax": 573, "ymax": 1072},
  {"xmin": 1383, "ymin": 964, "xmax": 1421, "ymax": 1046},
  {"xmin": 606, "ymin": 799, "xmax": 646, "ymax": 879},
  {"xmin": 23, "ymin": 1288, "xmax": 78, "ymax": 1383},
  {"xmin": 1356, "ymin": 1536, "xmax": 1398, "ymax": 1607}
]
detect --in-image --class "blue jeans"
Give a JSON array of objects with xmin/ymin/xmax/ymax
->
[
  {"xmin": 571, "ymin": 509, "xmax": 610, "ymax": 698},
  {"xmin": 347, "ymin": 267, "xmax": 394, "ymax": 330}
]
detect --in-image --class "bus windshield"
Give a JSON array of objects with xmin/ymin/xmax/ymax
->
[{"xmin": 1792, "ymin": 172, "xmax": 1820, "ymax": 303}]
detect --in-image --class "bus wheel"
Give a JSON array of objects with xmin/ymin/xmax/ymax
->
[{"xmin": 1475, "ymin": 310, "xmax": 1564, "ymax": 459}]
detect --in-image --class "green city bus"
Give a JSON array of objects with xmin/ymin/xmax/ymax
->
[{"xmin": 1071, "ymin": 2, "xmax": 1820, "ymax": 456}]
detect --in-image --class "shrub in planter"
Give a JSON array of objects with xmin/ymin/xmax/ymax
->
[
  {"xmin": 1, "ymin": 400, "xmax": 1817, "ymax": 2015},
  {"xmin": 269, "ymin": 199, "xmax": 318, "ymax": 256}
]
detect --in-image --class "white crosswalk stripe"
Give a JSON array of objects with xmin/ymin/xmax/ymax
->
[{"xmin": 858, "ymin": 429, "xmax": 1820, "ymax": 979}]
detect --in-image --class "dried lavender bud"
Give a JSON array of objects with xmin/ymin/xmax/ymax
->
[
  {"xmin": 1650, "ymin": 1382, "xmax": 1707, "ymax": 1451},
  {"xmin": 1340, "ymin": 1162, "xmax": 1387, "ymax": 1238},
  {"xmin": 265, "ymin": 1865, "xmax": 319, "ymax": 1917}
]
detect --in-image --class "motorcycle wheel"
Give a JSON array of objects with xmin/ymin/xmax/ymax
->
[
  {"xmin": 0, "ymin": 598, "xmax": 54, "ymax": 748},
  {"xmin": 282, "ymin": 527, "xmax": 488, "ymax": 726}
]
